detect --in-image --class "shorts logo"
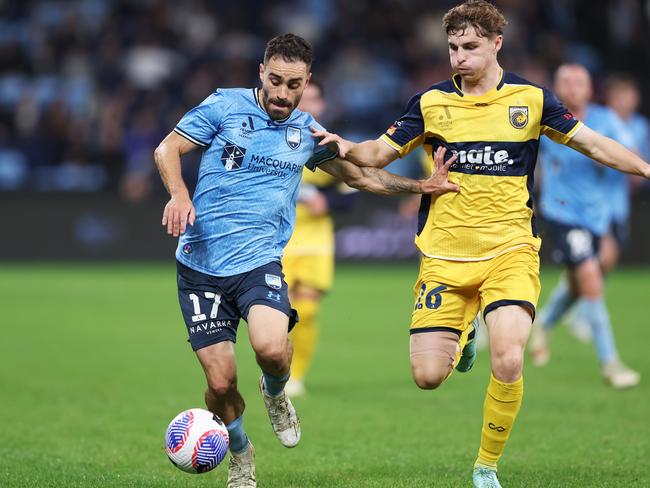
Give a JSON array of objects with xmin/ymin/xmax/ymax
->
[
  {"xmin": 267, "ymin": 291, "xmax": 281, "ymax": 302},
  {"xmin": 265, "ymin": 274, "xmax": 282, "ymax": 290},
  {"xmin": 509, "ymin": 106, "xmax": 528, "ymax": 129},
  {"xmin": 567, "ymin": 228, "xmax": 593, "ymax": 260},
  {"xmin": 220, "ymin": 144, "xmax": 246, "ymax": 170},
  {"xmin": 286, "ymin": 126, "xmax": 301, "ymax": 150},
  {"xmin": 182, "ymin": 244, "xmax": 192, "ymax": 255}
]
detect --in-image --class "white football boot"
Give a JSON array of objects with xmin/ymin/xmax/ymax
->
[
  {"xmin": 227, "ymin": 441, "xmax": 256, "ymax": 488},
  {"xmin": 259, "ymin": 376, "xmax": 301, "ymax": 447},
  {"xmin": 603, "ymin": 360, "xmax": 641, "ymax": 389}
]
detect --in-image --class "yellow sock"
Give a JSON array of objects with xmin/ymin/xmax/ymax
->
[
  {"xmin": 475, "ymin": 373, "xmax": 524, "ymax": 469},
  {"xmin": 289, "ymin": 297, "xmax": 320, "ymax": 381}
]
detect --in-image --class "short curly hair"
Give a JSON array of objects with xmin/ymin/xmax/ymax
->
[
  {"xmin": 264, "ymin": 33, "xmax": 313, "ymax": 67},
  {"xmin": 443, "ymin": 1, "xmax": 508, "ymax": 38}
]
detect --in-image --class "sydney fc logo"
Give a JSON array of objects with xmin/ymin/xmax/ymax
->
[
  {"xmin": 220, "ymin": 144, "xmax": 246, "ymax": 170},
  {"xmin": 509, "ymin": 106, "xmax": 528, "ymax": 129},
  {"xmin": 286, "ymin": 126, "xmax": 301, "ymax": 150},
  {"xmin": 265, "ymin": 274, "xmax": 282, "ymax": 290}
]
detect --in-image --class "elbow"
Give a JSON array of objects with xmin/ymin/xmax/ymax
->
[
  {"xmin": 349, "ymin": 176, "xmax": 383, "ymax": 194},
  {"xmin": 344, "ymin": 174, "xmax": 370, "ymax": 192},
  {"xmin": 153, "ymin": 143, "xmax": 167, "ymax": 169}
]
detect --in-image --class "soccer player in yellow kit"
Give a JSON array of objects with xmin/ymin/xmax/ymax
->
[
  {"xmin": 312, "ymin": 1, "xmax": 650, "ymax": 486},
  {"xmin": 283, "ymin": 81, "xmax": 339, "ymax": 396}
]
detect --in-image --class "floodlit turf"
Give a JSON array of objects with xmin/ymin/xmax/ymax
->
[{"xmin": 1, "ymin": 263, "xmax": 648, "ymax": 487}]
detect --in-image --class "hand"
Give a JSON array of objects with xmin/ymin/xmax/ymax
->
[
  {"xmin": 310, "ymin": 127, "xmax": 353, "ymax": 158},
  {"xmin": 162, "ymin": 192, "xmax": 196, "ymax": 237},
  {"xmin": 419, "ymin": 146, "xmax": 461, "ymax": 196}
]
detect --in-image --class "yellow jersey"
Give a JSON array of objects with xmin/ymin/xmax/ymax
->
[
  {"xmin": 284, "ymin": 167, "xmax": 336, "ymax": 256},
  {"xmin": 381, "ymin": 70, "xmax": 582, "ymax": 261}
]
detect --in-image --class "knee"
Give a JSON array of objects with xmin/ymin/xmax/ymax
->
[
  {"xmin": 579, "ymin": 279, "xmax": 602, "ymax": 300},
  {"xmin": 206, "ymin": 375, "xmax": 237, "ymax": 398},
  {"xmin": 255, "ymin": 341, "xmax": 290, "ymax": 369},
  {"xmin": 576, "ymin": 261, "xmax": 603, "ymax": 299},
  {"xmin": 412, "ymin": 362, "xmax": 451, "ymax": 390},
  {"xmin": 491, "ymin": 347, "xmax": 524, "ymax": 382}
]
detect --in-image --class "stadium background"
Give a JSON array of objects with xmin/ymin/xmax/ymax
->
[
  {"xmin": 1, "ymin": 1, "xmax": 649, "ymax": 488},
  {"xmin": 0, "ymin": 0, "xmax": 649, "ymax": 262}
]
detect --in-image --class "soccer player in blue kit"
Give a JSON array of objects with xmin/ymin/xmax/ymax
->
[
  {"xmin": 154, "ymin": 34, "xmax": 456, "ymax": 488},
  {"xmin": 530, "ymin": 64, "xmax": 640, "ymax": 388},
  {"xmin": 602, "ymin": 75, "xmax": 650, "ymax": 273}
]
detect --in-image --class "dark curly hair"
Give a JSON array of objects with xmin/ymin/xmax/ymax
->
[{"xmin": 264, "ymin": 33, "xmax": 313, "ymax": 67}]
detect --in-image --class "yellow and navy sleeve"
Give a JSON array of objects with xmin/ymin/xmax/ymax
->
[
  {"xmin": 540, "ymin": 88, "xmax": 583, "ymax": 144},
  {"xmin": 380, "ymin": 93, "xmax": 426, "ymax": 157}
]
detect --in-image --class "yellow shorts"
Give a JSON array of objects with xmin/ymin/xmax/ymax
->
[
  {"xmin": 283, "ymin": 253, "xmax": 334, "ymax": 292},
  {"xmin": 411, "ymin": 245, "xmax": 540, "ymax": 337}
]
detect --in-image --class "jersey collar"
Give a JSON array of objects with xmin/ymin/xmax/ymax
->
[
  {"xmin": 253, "ymin": 87, "xmax": 293, "ymax": 124},
  {"xmin": 451, "ymin": 69, "xmax": 505, "ymax": 99}
]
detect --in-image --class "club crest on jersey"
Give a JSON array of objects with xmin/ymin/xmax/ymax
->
[
  {"xmin": 265, "ymin": 274, "xmax": 282, "ymax": 290},
  {"xmin": 509, "ymin": 106, "xmax": 528, "ymax": 129},
  {"xmin": 220, "ymin": 144, "xmax": 246, "ymax": 170},
  {"xmin": 286, "ymin": 126, "xmax": 301, "ymax": 149}
]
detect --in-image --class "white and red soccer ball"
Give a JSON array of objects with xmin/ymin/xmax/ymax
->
[{"xmin": 165, "ymin": 408, "xmax": 229, "ymax": 473}]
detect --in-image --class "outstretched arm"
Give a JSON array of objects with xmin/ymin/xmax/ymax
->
[
  {"xmin": 318, "ymin": 147, "xmax": 460, "ymax": 196},
  {"xmin": 311, "ymin": 128, "xmax": 399, "ymax": 169},
  {"xmin": 154, "ymin": 131, "xmax": 200, "ymax": 236},
  {"xmin": 568, "ymin": 125, "xmax": 650, "ymax": 178}
]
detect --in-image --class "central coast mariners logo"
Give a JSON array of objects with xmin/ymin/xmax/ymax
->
[
  {"xmin": 285, "ymin": 126, "xmax": 301, "ymax": 150},
  {"xmin": 509, "ymin": 106, "xmax": 528, "ymax": 129},
  {"xmin": 220, "ymin": 144, "xmax": 246, "ymax": 170}
]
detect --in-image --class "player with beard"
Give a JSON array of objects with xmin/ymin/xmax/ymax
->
[{"xmin": 154, "ymin": 34, "xmax": 457, "ymax": 488}]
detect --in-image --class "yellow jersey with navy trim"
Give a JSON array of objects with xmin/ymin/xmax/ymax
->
[{"xmin": 381, "ymin": 70, "xmax": 583, "ymax": 261}]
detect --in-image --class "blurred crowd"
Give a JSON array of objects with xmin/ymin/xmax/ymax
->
[{"xmin": 0, "ymin": 0, "xmax": 648, "ymax": 200}]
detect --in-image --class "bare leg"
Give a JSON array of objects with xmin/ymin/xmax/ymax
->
[
  {"xmin": 195, "ymin": 341, "xmax": 244, "ymax": 425},
  {"xmin": 409, "ymin": 331, "xmax": 462, "ymax": 389}
]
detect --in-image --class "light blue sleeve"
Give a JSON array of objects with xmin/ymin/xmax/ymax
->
[
  {"xmin": 306, "ymin": 114, "xmax": 326, "ymax": 149},
  {"xmin": 174, "ymin": 90, "xmax": 227, "ymax": 147},
  {"xmin": 638, "ymin": 116, "xmax": 650, "ymax": 161},
  {"xmin": 604, "ymin": 109, "xmax": 629, "ymax": 144}
]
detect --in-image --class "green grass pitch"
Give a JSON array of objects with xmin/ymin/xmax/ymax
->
[{"xmin": 1, "ymin": 263, "xmax": 648, "ymax": 487}]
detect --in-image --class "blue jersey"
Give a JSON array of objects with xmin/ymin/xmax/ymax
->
[
  {"xmin": 173, "ymin": 88, "xmax": 325, "ymax": 276},
  {"xmin": 539, "ymin": 104, "xmax": 623, "ymax": 236},
  {"xmin": 603, "ymin": 111, "xmax": 650, "ymax": 223}
]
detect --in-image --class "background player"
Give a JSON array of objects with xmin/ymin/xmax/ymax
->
[
  {"xmin": 283, "ymin": 81, "xmax": 353, "ymax": 397},
  {"xmin": 602, "ymin": 75, "xmax": 650, "ymax": 273},
  {"xmin": 154, "ymin": 33, "xmax": 458, "ymax": 488},
  {"xmin": 530, "ymin": 64, "xmax": 640, "ymax": 389},
  {"xmin": 312, "ymin": 2, "xmax": 650, "ymax": 486}
]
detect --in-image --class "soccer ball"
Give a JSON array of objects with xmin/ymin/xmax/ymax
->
[{"xmin": 165, "ymin": 408, "xmax": 230, "ymax": 474}]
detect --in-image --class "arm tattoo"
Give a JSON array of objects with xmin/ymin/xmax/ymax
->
[{"xmin": 360, "ymin": 167, "xmax": 421, "ymax": 194}]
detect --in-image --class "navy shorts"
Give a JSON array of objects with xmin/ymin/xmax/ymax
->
[
  {"xmin": 545, "ymin": 220, "xmax": 601, "ymax": 266},
  {"xmin": 609, "ymin": 219, "xmax": 629, "ymax": 248},
  {"xmin": 177, "ymin": 260, "xmax": 298, "ymax": 351}
]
